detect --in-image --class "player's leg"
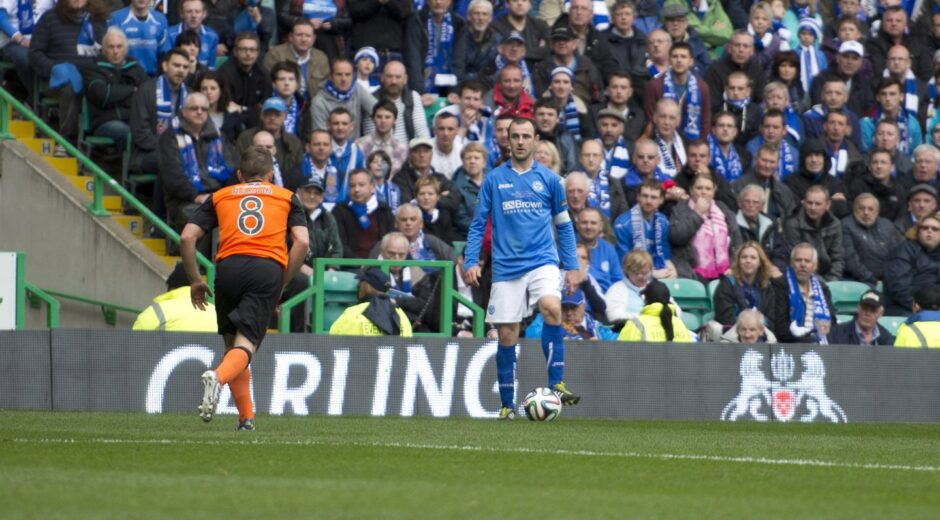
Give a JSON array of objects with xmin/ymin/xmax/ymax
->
[
  {"xmin": 495, "ymin": 323, "xmax": 520, "ymax": 419},
  {"xmin": 486, "ymin": 277, "xmax": 527, "ymax": 420},
  {"xmin": 531, "ymin": 266, "xmax": 580, "ymax": 405}
]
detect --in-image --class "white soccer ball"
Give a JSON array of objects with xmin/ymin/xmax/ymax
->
[{"xmin": 523, "ymin": 387, "xmax": 562, "ymax": 421}]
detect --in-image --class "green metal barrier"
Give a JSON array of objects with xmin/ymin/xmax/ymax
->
[
  {"xmin": 0, "ymin": 85, "xmax": 215, "ymax": 290},
  {"xmin": 23, "ymin": 282, "xmax": 60, "ymax": 328},
  {"xmin": 279, "ymin": 258, "xmax": 485, "ymax": 337},
  {"xmin": 41, "ymin": 288, "xmax": 142, "ymax": 326}
]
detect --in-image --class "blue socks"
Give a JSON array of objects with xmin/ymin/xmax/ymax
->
[
  {"xmin": 496, "ymin": 344, "xmax": 517, "ymax": 408},
  {"xmin": 542, "ymin": 323, "xmax": 565, "ymax": 387}
]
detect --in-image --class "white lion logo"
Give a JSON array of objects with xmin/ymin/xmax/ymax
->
[{"xmin": 721, "ymin": 349, "xmax": 847, "ymax": 423}]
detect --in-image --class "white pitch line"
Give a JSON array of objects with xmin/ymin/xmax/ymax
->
[{"xmin": 9, "ymin": 437, "xmax": 940, "ymax": 473}]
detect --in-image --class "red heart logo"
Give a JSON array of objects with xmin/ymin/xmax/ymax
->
[{"xmin": 774, "ymin": 390, "xmax": 794, "ymax": 420}]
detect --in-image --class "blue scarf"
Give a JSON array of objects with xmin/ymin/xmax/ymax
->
[
  {"xmin": 324, "ymin": 80, "xmax": 354, "ymax": 101},
  {"xmin": 752, "ymin": 136, "xmax": 796, "ymax": 178},
  {"xmin": 827, "ymin": 141, "xmax": 848, "ymax": 178},
  {"xmin": 876, "ymin": 107, "xmax": 914, "ymax": 154},
  {"xmin": 331, "ymin": 140, "xmax": 362, "ymax": 180},
  {"xmin": 784, "ymin": 106, "xmax": 802, "ymax": 142},
  {"xmin": 303, "ymin": 154, "xmax": 342, "ymax": 205},
  {"xmin": 495, "ymin": 54, "xmax": 533, "ymax": 95},
  {"xmin": 621, "ymin": 164, "xmax": 668, "ymax": 188},
  {"xmin": 663, "ymin": 71, "xmax": 702, "ymax": 140},
  {"xmin": 605, "ymin": 136, "xmax": 631, "ymax": 180},
  {"xmin": 799, "ymin": 45, "xmax": 825, "ymax": 94},
  {"xmin": 76, "ymin": 13, "xmax": 98, "ymax": 56},
  {"xmin": 156, "ymin": 75, "xmax": 186, "ymax": 135},
  {"xmin": 302, "ymin": 0, "xmax": 336, "ymax": 20},
  {"xmin": 630, "ymin": 205, "xmax": 666, "ymax": 269},
  {"xmin": 786, "ymin": 266, "xmax": 830, "ymax": 335},
  {"xmin": 283, "ymin": 96, "xmax": 299, "ymax": 135},
  {"xmin": 176, "ymin": 128, "xmax": 231, "ymax": 192},
  {"xmin": 425, "ymin": 11, "xmax": 455, "ymax": 92},
  {"xmin": 564, "ymin": 96, "xmax": 581, "ymax": 140},
  {"xmin": 464, "ymin": 107, "xmax": 492, "ymax": 143},
  {"xmin": 421, "ymin": 207, "xmax": 440, "ymax": 224},
  {"xmin": 376, "ymin": 181, "xmax": 401, "ymax": 212},
  {"xmin": 790, "ymin": 4, "xmax": 812, "ymax": 19},
  {"xmin": 17, "ymin": 0, "xmax": 34, "ymax": 35},
  {"xmin": 647, "ymin": 60, "xmax": 663, "ymax": 78},
  {"xmin": 723, "ymin": 93, "xmax": 750, "ymax": 111},
  {"xmin": 348, "ymin": 194, "xmax": 378, "ymax": 229},
  {"xmin": 708, "ymin": 134, "xmax": 743, "ymax": 181},
  {"xmin": 563, "ymin": 313, "xmax": 600, "ymax": 340},
  {"xmin": 587, "ymin": 169, "xmax": 612, "ymax": 218}
]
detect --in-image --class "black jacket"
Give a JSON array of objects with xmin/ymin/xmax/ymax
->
[
  {"xmin": 735, "ymin": 211, "xmax": 790, "ymax": 273},
  {"xmin": 845, "ymin": 170, "xmax": 906, "ymax": 223},
  {"xmin": 405, "ymin": 8, "xmax": 469, "ymax": 94},
  {"xmin": 218, "ymin": 59, "xmax": 272, "ymax": 130},
  {"xmin": 590, "ymin": 98, "xmax": 648, "ymax": 143},
  {"xmin": 782, "ymin": 209, "xmax": 845, "ymax": 281},
  {"xmin": 783, "ymin": 140, "xmax": 850, "ymax": 219},
  {"xmin": 392, "ymin": 163, "xmax": 462, "ymax": 212},
  {"xmin": 491, "ymin": 15, "xmax": 551, "ymax": 65},
  {"xmin": 348, "ymin": 0, "xmax": 412, "ymax": 53},
  {"xmin": 465, "ymin": 27, "xmax": 502, "ymax": 82},
  {"xmin": 533, "ymin": 53, "xmax": 604, "ymax": 105},
  {"xmin": 552, "ymin": 14, "xmax": 617, "ymax": 85},
  {"xmin": 866, "ymin": 30, "xmax": 931, "ymax": 81},
  {"xmin": 332, "ymin": 202, "xmax": 396, "ymax": 258},
  {"xmin": 828, "ymin": 319, "xmax": 895, "ymax": 346},
  {"xmin": 704, "ymin": 54, "xmax": 766, "ymax": 105},
  {"xmin": 158, "ymin": 121, "xmax": 236, "ymax": 223},
  {"xmin": 29, "ymin": 9, "xmax": 105, "ymax": 78},
  {"xmin": 809, "ymin": 67, "xmax": 875, "ymax": 118},
  {"xmin": 605, "ymin": 28, "xmax": 649, "ymax": 94},
  {"xmin": 731, "ymin": 171, "xmax": 799, "ymax": 221},
  {"xmin": 884, "ymin": 239, "xmax": 940, "ymax": 315},
  {"xmin": 841, "ymin": 216, "xmax": 904, "ymax": 285},
  {"xmin": 713, "ymin": 275, "xmax": 778, "ymax": 329},
  {"xmin": 772, "ymin": 276, "xmax": 836, "ymax": 343},
  {"xmin": 82, "ymin": 59, "xmax": 148, "ymax": 130}
]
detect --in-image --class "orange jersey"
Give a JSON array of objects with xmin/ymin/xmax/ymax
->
[{"xmin": 206, "ymin": 182, "xmax": 304, "ymax": 269}]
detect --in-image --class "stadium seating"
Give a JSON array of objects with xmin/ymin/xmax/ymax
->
[
  {"xmin": 680, "ymin": 312, "xmax": 701, "ymax": 333},
  {"xmin": 323, "ymin": 271, "xmax": 359, "ymax": 304},
  {"xmin": 878, "ymin": 316, "xmax": 907, "ymax": 336},
  {"xmin": 829, "ymin": 281, "xmax": 871, "ymax": 315},
  {"xmin": 665, "ymin": 279, "xmax": 710, "ymax": 319},
  {"xmin": 706, "ymin": 279, "xmax": 720, "ymax": 309}
]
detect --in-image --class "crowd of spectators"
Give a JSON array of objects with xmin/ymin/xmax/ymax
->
[{"xmin": 6, "ymin": 0, "xmax": 940, "ymax": 341}]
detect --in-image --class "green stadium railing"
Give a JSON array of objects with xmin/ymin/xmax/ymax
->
[
  {"xmin": 41, "ymin": 288, "xmax": 142, "ymax": 326},
  {"xmin": 22, "ymin": 282, "xmax": 60, "ymax": 329},
  {"xmin": 279, "ymin": 258, "xmax": 485, "ymax": 337},
  {"xmin": 0, "ymin": 85, "xmax": 215, "ymax": 291}
]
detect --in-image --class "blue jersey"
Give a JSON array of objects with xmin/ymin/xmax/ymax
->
[
  {"xmin": 465, "ymin": 161, "xmax": 578, "ymax": 282},
  {"xmin": 109, "ymin": 8, "xmax": 169, "ymax": 76},
  {"xmin": 587, "ymin": 238, "xmax": 623, "ymax": 293},
  {"xmin": 613, "ymin": 209, "xmax": 672, "ymax": 269},
  {"xmin": 167, "ymin": 23, "xmax": 219, "ymax": 69}
]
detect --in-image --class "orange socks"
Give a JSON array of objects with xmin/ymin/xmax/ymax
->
[
  {"xmin": 215, "ymin": 348, "xmax": 250, "ymax": 385},
  {"xmin": 229, "ymin": 367, "xmax": 254, "ymax": 421}
]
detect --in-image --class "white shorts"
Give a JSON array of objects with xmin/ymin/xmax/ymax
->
[{"xmin": 486, "ymin": 264, "xmax": 563, "ymax": 323}]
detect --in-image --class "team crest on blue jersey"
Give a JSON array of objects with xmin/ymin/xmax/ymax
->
[{"xmin": 532, "ymin": 180, "xmax": 544, "ymax": 192}]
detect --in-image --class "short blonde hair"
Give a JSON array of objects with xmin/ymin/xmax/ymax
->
[
  {"xmin": 461, "ymin": 141, "xmax": 489, "ymax": 162},
  {"xmin": 536, "ymin": 141, "xmax": 562, "ymax": 173},
  {"xmin": 623, "ymin": 249, "xmax": 653, "ymax": 275}
]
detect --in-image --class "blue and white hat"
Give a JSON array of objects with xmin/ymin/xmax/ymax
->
[
  {"xmin": 797, "ymin": 17, "xmax": 823, "ymax": 43},
  {"xmin": 550, "ymin": 66, "xmax": 574, "ymax": 80},
  {"xmin": 354, "ymin": 46, "xmax": 380, "ymax": 67}
]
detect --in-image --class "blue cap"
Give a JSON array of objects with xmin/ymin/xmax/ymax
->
[
  {"xmin": 561, "ymin": 289, "xmax": 585, "ymax": 307},
  {"xmin": 261, "ymin": 97, "xmax": 287, "ymax": 113}
]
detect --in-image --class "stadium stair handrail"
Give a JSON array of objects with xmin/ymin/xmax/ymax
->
[
  {"xmin": 278, "ymin": 257, "xmax": 485, "ymax": 338},
  {"xmin": 0, "ymin": 85, "xmax": 215, "ymax": 291},
  {"xmin": 22, "ymin": 282, "xmax": 60, "ymax": 329},
  {"xmin": 40, "ymin": 288, "xmax": 142, "ymax": 326}
]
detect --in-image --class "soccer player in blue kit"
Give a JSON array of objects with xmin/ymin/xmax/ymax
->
[{"xmin": 463, "ymin": 117, "xmax": 582, "ymax": 420}]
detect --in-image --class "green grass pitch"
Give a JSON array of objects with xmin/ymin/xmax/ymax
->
[{"xmin": 3, "ymin": 411, "xmax": 940, "ymax": 519}]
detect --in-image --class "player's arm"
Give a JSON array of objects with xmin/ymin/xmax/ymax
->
[
  {"xmin": 463, "ymin": 173, "xmax": 493, "ymax": 286},
  {"xmin": 283, "ymin": 194, "xmax": 310, "ymax": 288},
  {"xmin": 551, "ymin": 175, "xmax": 580, "ymax": 290},
  {"xmin": 181, "ymin": 197, "xmax": 218, "ymax": 310}
]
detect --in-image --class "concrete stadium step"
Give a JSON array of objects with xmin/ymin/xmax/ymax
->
[
  {"xmin": 46, "ymin": 156, "xmax": 78, "ymax": 176},
  {"xmin": 141, "ymin": 238, "xmax": 167, "ymax": 256},
  {"xmin": 160, "ymin": 255, "xmax": 181, "ymax": 268},
  {"xmin": 112, "ymin": 215, "xmax": 144, "ymax": 238},
  {"xmin": 20, "ymin": 138, "xmax": 56, "ymax": 157},
  {"xmin": 9, "ymin": 120, "xmax": 35, "ymax": 139}
]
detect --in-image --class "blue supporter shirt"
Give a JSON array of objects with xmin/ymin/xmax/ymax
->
[
  {"xmin": 465, "ymin": 161, "xmax": 578, "ymax": 282},
  {"xmin": 587, "ymin": 238, "xmax": 623, "ymax": 292},
  {"xmin": 613, "ymin": 209, "xmax": 672, "ymax": 269},
  {"xmin": 109, "ymin": 8, "xmax": 170, "ymax": 76},
  {"xmin": 167, "ymin": 23, "xmax": 219, "ymax": 69}
]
